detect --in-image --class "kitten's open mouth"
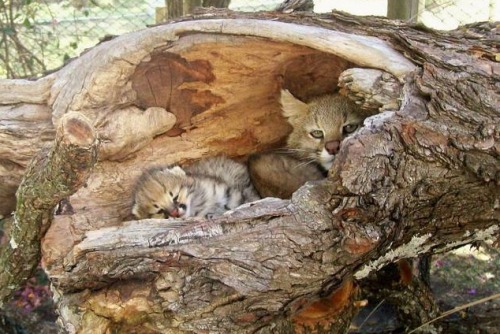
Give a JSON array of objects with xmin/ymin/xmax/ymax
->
[{"xmin": 168, "ymin": 208, "xmax": 185, "ymax": 218}]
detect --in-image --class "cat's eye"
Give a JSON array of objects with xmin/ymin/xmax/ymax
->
[
  {"xmin": 310, "ymin": 130, "xmax": 324, "ymax": 139},
  {"xmin": 153, "ymin": 204, "xmax": 159, "ymax": 208},
  {"xmin": 179, "ymin": 204, "xmax": 187, "ymax": 210},
  {"xmin": 169, "ymin": 191, "xmax": 173, "ymax": 196},
  {"xmin": 343, "ymin": 124, "xmax": 359, "ymax": 134}
]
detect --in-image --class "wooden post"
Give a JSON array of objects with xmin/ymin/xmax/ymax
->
[
  {"xmin": 158, "ymin": 0, "xmax": 230, "ymax": 22},
  {"xmin": 165, "ymin": 0, "xmax": 203, "ymax": 19},
  {"xmin": 166, "ymin": 0, "xmax": 183, "ymax": 19},
  {"xmin": 387, "ymin": 0, "xmax": 420, "ymax": 22},
  {"xmin": 155, "ymin": 6, "xmax": 168, "ymax": 23},
  {"xmin": 202, "ymin": 0, "xmax": 231, "ymax": 7},
  {"xmin": 183, "ymin": 0, "xmax": 203, "ymax": 14}
]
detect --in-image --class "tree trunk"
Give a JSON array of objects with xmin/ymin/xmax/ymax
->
[{"xmin": 0, "ymin": 10, "xmax": 498, "ymax": 333}]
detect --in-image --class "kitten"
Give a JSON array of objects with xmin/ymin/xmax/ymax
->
[
  {"xmin": 249, "ymin": 89, "xmax": 374, "ymax": 199},
  {"xmin": 132, "ymin": 156, "xmax": 259, "ymax": 220},
  {"xmin": 185, "ymin": 156, "xmax": 260, "ymax": 205}
]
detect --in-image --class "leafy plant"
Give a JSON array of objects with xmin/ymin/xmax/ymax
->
[
  {"xmin": 0, "ymin": 0, "xmax": 155, "ymax": 79},
  {"xmin": 0, "ymin": 0, "xmax": 47, "ymax": 78}
]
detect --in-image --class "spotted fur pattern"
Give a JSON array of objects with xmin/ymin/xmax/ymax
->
[{"xmin": 132, "ymin": 156, "xmax": 259, "ymax": 220}]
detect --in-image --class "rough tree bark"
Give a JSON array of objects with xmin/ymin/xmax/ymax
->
[
  {"xmin": 0, "ymin": 10, "xmax": 498, "ymax": 334},
  {"xmin": 0, "ymin": 112, "xmax": 98, "ymax": 303}
]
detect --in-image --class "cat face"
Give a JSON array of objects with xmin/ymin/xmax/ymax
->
[
  {"xmin": 280, "ymin": 89, "xmax": 369, "ymax": 170},
  {"xmin": 132, "ymin": 166, "xmax": 192, "ymax": 219}
]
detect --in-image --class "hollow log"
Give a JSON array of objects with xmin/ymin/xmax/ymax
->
[{"xmin": 0, "ymin": 10, "xmax": 498, "ymax": 333}]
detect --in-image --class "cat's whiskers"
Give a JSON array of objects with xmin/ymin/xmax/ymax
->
[
  {"xmin": 276, "ymin": 148, "xmax": 312, "ymax": 156},
  {"xmin": 292, "ymin": 158, "xmax": 317, "ymax": 170}
]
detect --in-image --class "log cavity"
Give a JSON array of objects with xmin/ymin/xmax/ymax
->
[
  {"xmin": 130, "ymin": 36, "xmax": 356, "ymax": 153},
  {"xmin": 40, "ymin": 35, "xmax": 366, "ymax": 263}
]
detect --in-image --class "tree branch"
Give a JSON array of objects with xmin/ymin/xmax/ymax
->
[{"xmin": 0, "ymin": 112, "xmax": 98, "ymax": 305}]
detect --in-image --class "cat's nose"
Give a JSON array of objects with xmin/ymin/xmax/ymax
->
[
  {"xmin": 169, "ymin": 208, "xmax": 180, "ymax": 218},
  {"xmin": 325, "ymin": 140, "xmax": 340, "ymax": 155}
]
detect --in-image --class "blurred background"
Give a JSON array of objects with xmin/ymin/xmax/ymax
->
[{"xmin": 0, "ymin": 0, "xmax": 498, "ymax": 79}]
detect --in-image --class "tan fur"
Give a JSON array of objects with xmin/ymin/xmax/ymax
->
[
  {"xmin": 249, "ymin": 89, "xmax": 373, "ymax": 199},
  {"xmin": 281, "ymin": 89, "xmax": 369, "ymax": 170},
  {"xmin": 132, "ymin": 157, "xmax": 260, "ymax": 220},
  {"xmin": 132, "ymin": 166, "xmax": 192, "ymax": 219},
  {"xmin": 248, "ymin": 153, "xmax": 323, "ymax": 199}
]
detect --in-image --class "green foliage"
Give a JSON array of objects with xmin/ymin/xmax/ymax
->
[
  {"xmin": 0, "ymin": 0, "xmax": 46, "ymax": 78},
  {"xmin": 0, "ymin": 0, "xmax": 154, "ymax": 79}
]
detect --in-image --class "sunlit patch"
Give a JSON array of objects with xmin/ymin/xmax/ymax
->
[{"xmin": 451, "ymin": 245, "xmax": 491, "ymax": 261}]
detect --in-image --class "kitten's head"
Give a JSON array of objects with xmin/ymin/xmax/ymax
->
[
  {"xmin": 132, "ymin": 166, "xmax": 192, "ymax": 219},
  {"xmin": 280, "ymin": 89, "xmax": 369, "ymax": 170}
]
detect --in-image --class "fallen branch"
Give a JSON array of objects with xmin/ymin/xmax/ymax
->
[{"xmin": 0, "ymin": 112, "xmax": 98, "ymax": 304}]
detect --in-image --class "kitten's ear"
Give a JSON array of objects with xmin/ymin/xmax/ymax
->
[
  {"xmin": 280, "ymin": 89, "xmax": 309, "ymax": 120},
  {"xmin": 168, "ymin": 166, "xmax": 186, "ymax": 177}
]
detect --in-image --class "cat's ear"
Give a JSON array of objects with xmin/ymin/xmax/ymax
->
[
  {"xmin": 168, "ymin": 166, "xmax": 186, "ymax": 177},
  {"xmin": 280, "ymin": 89, "xmax": 309, "ymax": 120}
]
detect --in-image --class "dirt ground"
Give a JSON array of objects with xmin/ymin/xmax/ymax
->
[
  {"xmin": 428, "ymin": 243, "xmax": 499, "ymax": 334},
  {"xmin": 352, "ymin": 243, "xmax": 499, "ymax": 333}
]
